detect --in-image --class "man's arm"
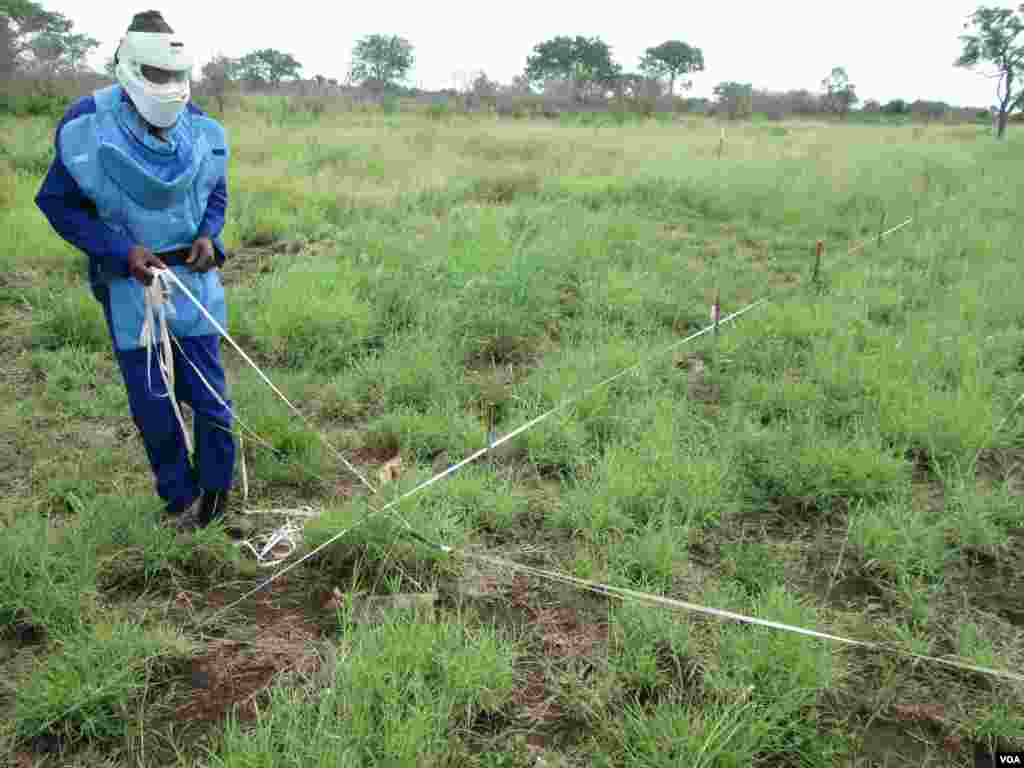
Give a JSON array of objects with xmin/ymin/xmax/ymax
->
[
  {"xmin": 35, "ymin": 98, "xmax": 135, "ymax": 279},
  {"xmin": 197, "ymin": 174, "xmax": 228, "ymax": 267},
  {"xmin": 189, "ymin": 102, "xmax": 229, "ymax": 268}
]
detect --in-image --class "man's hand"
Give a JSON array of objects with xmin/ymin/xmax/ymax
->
[
  {"xmin": 128, "ymin": 245, "xmax": 166, "ymax": 286},
  {"xmin": 187, "ymin": 237, "xmax": 216, "ymax": 273}
]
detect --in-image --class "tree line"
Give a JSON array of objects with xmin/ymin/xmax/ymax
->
[{"xmin": 2, "ymin": 0, "xmax": 1023, "ymax": 136}]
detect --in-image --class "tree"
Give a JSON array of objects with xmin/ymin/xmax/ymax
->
[
  {"xmin": 638, "ymin": 40, "xmax": 704, "ymax": 96},
  {"xmin": 955, "ymin": 4, "xmax": 1024, "ymax": 139},
  {"xmin": 712, "ymin": 81, "xmax": 752, "ymax": 119},
  {"xmin": 200, "ymin": 54, "xmax": 241, "ymax": 112},
  {"xmin": 467, "ymin": 70, "xmax": 497, "ymax": 108},
  {"xmin": 882, "ymin": 98, "xmax": 908, "ymax": 115},
  {"xmin": 911, "ymin": 99, "xmax": 951, "ymax": 122},
  {"xmin": 821, "ymin": 66, "xmax": 857, "ymax": 118},
  {"xmin": 525, "ymin": 35, "xmax": 621, "ymax": 102},
  {"xmin": 1, "ymin": 0, "xmax": 98, "ymax": 77},
  {"xmin": 350, "ymin": 34, "xmax": 414, "ymax": 90},
  {"xmin": 615, "ymin": 72, "xmax": 664, "ymax": 101},
  {"xmin": 510, "ymin": 74, "xmax": 532, "ymax": 93},
  {"xmin": 236, "ymin": 48, "xmax": 301, "ymax": 86}
]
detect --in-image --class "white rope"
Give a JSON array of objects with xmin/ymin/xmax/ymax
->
[
  {"xmin": 846, "ymin": 217, "xmax": 914, "ymax": 256},
  {"xmin": 239, "ymin": 431, "xmax": 249, "ymax": 502},
  {"xmin": 236, "ymin": 519, "xmax": 303, "ymax": 568},
  {"xmin": 158, "ymin": 268, "xmax": 378, "ymax": 495},
  {"xmin": 241, "ymin": 506, "xmax": 321, "ymax": 518},
  {"xmin": 140, "ymin": 273, "xmax": 192, "ymax": 455}
]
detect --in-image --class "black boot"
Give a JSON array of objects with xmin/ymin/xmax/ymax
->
[
  {"xmin": 197, "ymin": 488, "xmax": 230, "ymax": 528},
  {"xmin": 164, "ymin": 494, "xmax": 199, "ymax": 525}
]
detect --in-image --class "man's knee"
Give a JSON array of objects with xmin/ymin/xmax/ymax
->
[
  {"xmin": 195, "ymin": 396, "xmax": 233, "ymax": 427},
  {"xmin": 117, "ymin": 349, "xmax": 173, "ymax": 408}
]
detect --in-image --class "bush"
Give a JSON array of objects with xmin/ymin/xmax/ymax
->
[
  {"xmin": 426, "ymin": 101, "xmax": 450, "ymax": 121},
  {"xmin": 0, "ymin": 75, "xmax": 107, "ymax": 119},
  {"xmin": 0, "ymin": 86, "xmax": 68, "ymax": 118}
]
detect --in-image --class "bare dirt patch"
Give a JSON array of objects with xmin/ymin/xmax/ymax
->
[
  {"xmin": 951, "ymin": 558, "xmax": 1024, "ymax": 628},
  {"xmin": 175, "ymin": 579, "xmax": 325, "ymax": 725},
  {"xmin": 506, "ymin": 574, "xmax": 609, "ymax": 737},
  {"xmin": 178, "ymin": 633, "xmax": 319, "ymax": 724},
  {"xmin": 976, "ymin": 447, "xmax": 1024, "ymax": 496},
  {"xmin": 218, "ymin": 239, "xmax": 320, "ymax": 288},
  {"xmin": 673, "ymin": 352, "xmax": 721, "ymax": 404},
  {"xmin": 820, "ymin": 689, "xmax": 970, "ymax": 765}
]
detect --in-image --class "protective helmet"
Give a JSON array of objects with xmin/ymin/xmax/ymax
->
[{"xmin": 114, "ymin": 11, "xmax": 193, "ymax": 129}]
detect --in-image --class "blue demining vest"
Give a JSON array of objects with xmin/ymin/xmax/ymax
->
[{"xmin": 59, "ymin": 85, "xmax": 228, "ymax": 351}]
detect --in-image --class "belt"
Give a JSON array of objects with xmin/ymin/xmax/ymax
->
[{"xmin": 155, "ymin": 247, "xmax": 191, "ymax": 267}]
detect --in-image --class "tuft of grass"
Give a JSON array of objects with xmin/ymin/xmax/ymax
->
[
  {"xmin": 32, "ymin": 290, "xmax": 110, "ymax": 352},
  {"xmin": 89, "ymin": 496, "xmax": 243, "ymax": 592},
  {"xmin": 11, "ymin": 620, "xmax": 191, "ymax": 749},
  {"xmin": 557, "ymin": 393, "xmax": 739, "ymax": 538},
  {"xmin": 0, "ymin": 512, "xmax": 97, "ymax": 637},
  {"xmin": 850, "ymin": 498, "xmax": 951, "ymax": 581},
  {"xmin": 211, "ymin": 617, "xmax": 517, "ymax": 766},
  {"xmin": 304, "ymin": 491, "xmax": 467, "ymax": 586},
  {"xmin": 414, "ymin": 466, "xmax": 531, "ymax": 536},
  {"xmin": 28, "ymin": 346, "xmax": 124, "ymax": 421},
  {"xmin": 346, "ymin": 332, "xmax": 460, "ymax": 413},
  {"xmin": 939, "ymin": 468, "xmax": 1022, "ymax": 554},
  {"xmin": 732, "ymin": 419, "xmax": 909, "ymax": 513},
  {"xmin": 363, "ymin": 402, "xmax": 486, "ymax": 465},
  {"xmin": 608, "ymin": 602, "xmax": 693, "ymax": 706},
  {"xmin": 0, "ymin": 493, "xmax": 242, "ymax": 638},
  {"xmin": 466, "ymin": 171, "xmax": 542, "ymax": 204},
  {"xmin": 231, "ymin": 259, "xmax": 377, "ymax": 373},
  {"xmin": 583, "ymin": 585, "xmax": 846, "ymax": 767},
  {"xmin": 0, "ymin": 162, "xmax": 17, "ymax": 209},
  {"xmin": 711, "ymin": 585, "xmax": 835, "ymax": 701},
  {"xmin": 611, "ymin": 523, "xmax": 690, "ymax": 591},
  {"xmin": 593, "ymin": 699, "xmax": 774, "ymax": 768},
  {"xmin": 720, "ymin": 542, "xmax": 785, "ymax": 598}
]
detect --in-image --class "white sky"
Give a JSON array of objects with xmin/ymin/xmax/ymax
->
[{"xmin": 47, "ymin": 0, "xmax": 1003, "ymax": 108}]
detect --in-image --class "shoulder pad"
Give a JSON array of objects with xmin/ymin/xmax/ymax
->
[
  {"xmin": 92, "ymin": 85, "xmax": 123, "ymax": 113},
  {"xmin": 193, "ymin": 113, "xmax": 228, "ymax": 151}
]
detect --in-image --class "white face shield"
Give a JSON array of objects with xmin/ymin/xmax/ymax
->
[{"xmin": 115, "ymin": 31, "xmax": 194, "ymax": 129}]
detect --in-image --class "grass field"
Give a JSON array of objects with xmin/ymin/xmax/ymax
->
[{"xmin": 1, "ymin": 100, "xmax": 1022, "ymax": 767}]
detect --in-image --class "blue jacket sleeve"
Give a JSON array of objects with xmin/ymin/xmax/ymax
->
[
  {"xmin": 198, "ymin": 174, "xmax": 228, "ymax": 266},
  {"xmin": 189, "ymin": 102, "xmax": 229, "ymax": 266},
  {"xmin": 35, "ymin": 100, "xmax": 135, "ymax": 279}
]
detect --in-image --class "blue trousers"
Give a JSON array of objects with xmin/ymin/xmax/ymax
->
[{"xmin": 102, "ymin": 295, "xmax": 236, "ymax": 511}]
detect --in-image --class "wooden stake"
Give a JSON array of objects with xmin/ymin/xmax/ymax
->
[
  {"xmin": 812, "ymin": 240, "xmax": 824, "ymax": 285},
  {"xmin": 717, "ymin": 127, "xmax": 725, "ymax": 159},
  {"xmin": 711, "ymin": 289, "xmax": 721, "ymax": 370}
]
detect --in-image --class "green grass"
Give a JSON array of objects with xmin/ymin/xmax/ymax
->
[
  {"xmin": 1, "ymin": 99, "xmax": 1022, "ymax": 766},
  {"xmin": 211, "ymin": 616, "xmax": 517, "ymax": 767},
  {"xmin": 11, "ymin": 619, "xmax": 191, "ymax": 748}
]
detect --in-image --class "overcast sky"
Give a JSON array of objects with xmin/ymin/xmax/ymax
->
[{"xmin": 46, "ymin": 0, "xmax": 1004, "ymax": 107}]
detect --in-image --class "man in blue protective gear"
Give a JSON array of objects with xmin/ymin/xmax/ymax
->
[{"xmin": 36, "ymin": 10, "xmax": 235, "ymax": 529}]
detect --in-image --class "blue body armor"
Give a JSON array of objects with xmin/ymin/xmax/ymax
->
[{"xmin": 58, "ymin": 85, "xmax": 228, "ymax": 351}]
